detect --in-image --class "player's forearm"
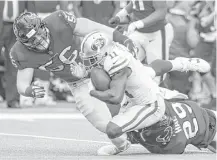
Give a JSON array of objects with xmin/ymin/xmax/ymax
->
[
  {"xmin": 17, "ymin": 68, "xmax": 34, "ymax": 97},
  {"xmin": 186, "ymin": 21, "xmax": 200, "ymax": 48},
  {"xmin": 139, "ymin": 9, "xmax": 167, "ymax": 29},
  {"xmin": 72, "ymin": 2, "xmax": 83, "ymax": 18},
  {"xmin": 76, "ymin": 18, "xmax": 133, "ymax": 47},
  {"xmin": 104, "ymin": 90, "xmax": 123, "ymax": 104},
  {"xmin": 90, "ymin": 89, "xmax": 122, "ymax": 104},
  {"xmin": 125, "ymin": 1, "xmax": 133, "ymax": 15},
  {"xmin": 112, "ymin": 1, "xmax": 121, "ymax": 17},
  {"xmin": 116, "ymin": 2, "xmax": 133, "ymax": 23}
]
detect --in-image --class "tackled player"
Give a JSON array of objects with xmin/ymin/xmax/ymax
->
[{"xmin": 80, "ymin": 31, "xmax": 211, "ymax": 155}]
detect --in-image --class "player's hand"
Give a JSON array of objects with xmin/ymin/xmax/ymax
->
[
  {"xmin": 70, "ymin": 62, "xmax": 88, "ymax": 79},
  {"xmin": 127, "ymin": 22, "xmax": 137, "ymax": 36},
  {"xmin": 200, "ymin": 15, "xmax": 214, "ymax": 27},
  {"xmin": 200, "ymin": 31, "xmax": 216, "ymax": 42},
  {"xmin": 123, "ymin": 39, "xmax": 138, "ymax": 59},
  {"xmin": 109, "ymin": 16, "xmax": 120, "ymax": 27},
  {"xmin": 25, "ymin": 83, "xmax": 45, "ymax": 98}
]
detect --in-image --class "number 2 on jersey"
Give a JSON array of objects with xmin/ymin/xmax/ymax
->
[{"xmin": 172, "ymin": 103, "xmax": 199, "ymax": 139}]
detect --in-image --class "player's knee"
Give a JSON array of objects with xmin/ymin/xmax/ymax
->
[{"xmin": 106, "ymin": 122, "xmax": 123, "ymax": 139}]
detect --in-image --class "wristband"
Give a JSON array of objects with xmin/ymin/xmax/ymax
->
[
  {"xmin": 134, "ymin": 20, "xmax": 144, "ymax": 29},
  {"xmin": 116, "ymin": 8, "xmax": 129, "ymax": 23}
]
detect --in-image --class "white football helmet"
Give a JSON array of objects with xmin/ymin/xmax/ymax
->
[{"xmin": 80, "ymin": 31, "xmax": 112, "ymax": 71}]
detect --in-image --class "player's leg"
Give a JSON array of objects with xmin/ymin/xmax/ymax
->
[
  {"xmin": 97, "ymin": 95, "xmax": 166, "ymax": 156},
  {"xmin": 106, "ymin": 95, "xmax": 165, "ymax": 139},
  {"xmin": 143, "ymin": 25, "xmax": 172, "ymax": 84},
  {"xmin": 97, "ymin": 101, "xmax": 164, "ymax": 156},
  {"xmin": 128, "ymin": 31, "xmax": 149, "ymax": 63},
  {"xmin": 68, "ymin": 79, "xmax": 129, "ymax": 155},
  {"xmin": 68, "ymin": 79, "xmax": 112, "ymax": 132},
  {"xmin": 149, "ymin": 56, "xmax": 211, "ymax": 78}
]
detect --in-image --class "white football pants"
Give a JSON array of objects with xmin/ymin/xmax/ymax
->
[
  {"xmin": 128, "ymin": 23, "xmax": 174, "ymax": 64},
  {"xmin": 67, "ymin": 78, "xmax": 112, "ymax": 133},
  {"xmin": 112, "ymin": 94, "xmax": 166, "ymax": 133}
]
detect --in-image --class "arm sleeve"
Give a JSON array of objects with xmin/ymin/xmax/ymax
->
[{"xmin": 9, "ymin": 50, "xmax": 25, "ymax": 70}]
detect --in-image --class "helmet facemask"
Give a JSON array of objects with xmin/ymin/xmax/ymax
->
[
  {"xmin": 80, "ymin": 31, "xmax": 109, "ymax": 72},
  {"xmin": 80, "ymin": 47, "xmax": 107, "ymax": 72},
  {"xmin": 14, "ymin": 12, "xmax": 51, "ymax": 52}
]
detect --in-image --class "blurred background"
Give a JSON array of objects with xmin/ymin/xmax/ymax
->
[{"xmin": 0, "ymin": 0, "xmax": 216, "ymax": 110}]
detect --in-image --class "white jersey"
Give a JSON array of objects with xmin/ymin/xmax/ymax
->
[{"xmin": 103, "ymin": 43, "xmax": 160, "ymax": 106}]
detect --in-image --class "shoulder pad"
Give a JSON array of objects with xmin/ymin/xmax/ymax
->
[
  {"xmin": 10, "ymin": 42, "xmax": 28, "ymax": 70},
  {"xmin": 44, "ymin": 10, "xmax": 77, "ymax": 32},
  {"xmin": 103, "ymin": 52, "xmax": 130, "ymax": 76}
]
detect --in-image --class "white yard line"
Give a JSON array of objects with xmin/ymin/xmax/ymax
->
[
  {"xmin": 0, "ymin": 132, "xmax": 110, "ymax": 144},
  {"xmin": 0, "ymin": 133, "xmax": 209, "ymax": 153},
  {"xmin": 0, "ymin": 113, "xmax": 86, "ymax": 120}
]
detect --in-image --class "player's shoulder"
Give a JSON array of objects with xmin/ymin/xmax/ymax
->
[
  {"xmin": 45, "ymin": 10, "xmax": 76, "ymax": 24},
  {"xmin": 10, "ymin": 41, "xmax": 31, "ymax": 69},
  {"xmin": 103, "ymin": 50, "xmax": 131, "ymax": 76},
  {"xmin": 10, "ymin": 41, "xmax": 28, "ymax": 61},
  {"xmin": 44, "ymin": 10, "xmax": 77, "ymax": 32}
]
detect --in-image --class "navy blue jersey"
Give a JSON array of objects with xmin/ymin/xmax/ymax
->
[{"xmin": 128, "ymin": 100, "xmax": 216, "ymax": 154}]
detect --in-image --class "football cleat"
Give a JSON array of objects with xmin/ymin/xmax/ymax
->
[
  {"xmin": 97, "ymin": 140, "xmax": 131, "ymax": 156},
  {"xmin": 174, "ymin": 57, "xmax": 211, "ymax": 73}
]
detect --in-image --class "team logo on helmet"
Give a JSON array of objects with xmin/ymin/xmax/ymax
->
[
  {"xmin": 91, "ymin": 38, "xmax": 106, "ymax": 51},
  {"xmin": 156, "ymin": 126, "xmax": 173, "ymax": 145}
]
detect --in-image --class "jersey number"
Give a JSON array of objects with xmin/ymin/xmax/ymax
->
[
  {"xmin": 132, "ymin": 0, "xmax": 145, "ymax": 11},
  {"xmin": 39, "ymin": 47, "xmax": 78, "ymax": 72},
  {"xmin": 172, "ymin": 103, "xmax": 199, "ymax": 140}
]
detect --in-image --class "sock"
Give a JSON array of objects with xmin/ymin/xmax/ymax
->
[
  {"xmin": 110, "ymin": 133, "xmax": 129, "ymax": 150},
  {"xmin": 169, "ymin": 59, "xmax": 184, "ymax": 71}
]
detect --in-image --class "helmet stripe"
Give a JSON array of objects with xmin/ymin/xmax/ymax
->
[
  {"xmin": 26, "ymin": 29, "xmax": 36, "ymax": 38},
  {"xmin": 80, "ymin": 31, "xmax": 100, "ymax": 53}
]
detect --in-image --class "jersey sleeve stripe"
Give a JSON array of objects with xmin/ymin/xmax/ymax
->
[{"xmin": 108, "ymin": 58, "xmax": 130, "ymax": 75}]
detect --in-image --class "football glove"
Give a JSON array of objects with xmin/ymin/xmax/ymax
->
[
  {"xmin": 109, "ymin": 16, "xmax": 120, "ymax": 27},
  {"xmin": 25, "ymin": 84, "xmax": 45, "ymax": 98}
]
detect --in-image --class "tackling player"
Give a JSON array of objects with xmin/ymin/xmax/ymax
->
[
  {"xmin": 80, "ymin": 31, "xmax": 211, "ymax": 155},
  {"xmin": 127, "ymin": 100, "xmax": 216, "ymax": 154},
  {"xmin": 10, "ymin": 11, "xmax": 138, "ymax": 151}
]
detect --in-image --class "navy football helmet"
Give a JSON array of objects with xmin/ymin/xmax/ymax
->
[{"xmin": 13, "ymin": 12, "xmax": 50, "ymax": 52}]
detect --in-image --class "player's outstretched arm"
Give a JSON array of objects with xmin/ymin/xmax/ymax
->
[
  {"xmin": 17, "ymin": 68, "xmax": 45, "ymax": 98},
  {"xmin": 109, "ymin": 1, "xmax": 133, "ymax": 25},
  {"xmin": 90, "ymin": 68, "xmax": 131, "ymax": 104},
  {"xmin": 74, "ymin": 18, "xmax": 138, "ymax": 56}
]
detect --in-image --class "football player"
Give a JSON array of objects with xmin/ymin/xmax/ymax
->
[
  {"xmin": 127, "ymin": 100, "xmax": 216, "ymax": 154},
  {"xmin": 10, "ymin": 10, "xmax": 137, "ymax": 151},
  {"xmin": 109, "ymin": 0, "xmax": 174, "ymax": 64},
  {"xmin": 80, "ymin": 31, "xmax": 211, "ymax": 155}
]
